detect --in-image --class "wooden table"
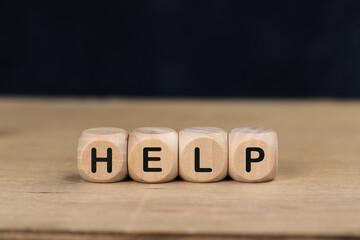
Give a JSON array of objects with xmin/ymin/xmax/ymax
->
[{"xmin": 0, "ymin": 98, "xmax": 359, "ymax": 239}]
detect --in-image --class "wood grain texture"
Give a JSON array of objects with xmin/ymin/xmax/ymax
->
[
  {"xmin": 0, "ymin": 98, "xmax": 360, "ymax": 240},
  {"xmin": 179, "ymin": 127, "xmax": 228, "ymax": 182},
  {"xmin": 229, "ymin": 127, "xmax": 278, "ymax": 182}
]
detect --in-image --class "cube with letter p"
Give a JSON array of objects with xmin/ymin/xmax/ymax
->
[{"xmin": 229, "ymin": 127, "xmax": 278, "ymax": 182}]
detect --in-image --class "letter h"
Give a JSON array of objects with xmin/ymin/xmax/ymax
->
[{"xmin": 91, "ymin": 148, "xmax": 112, "ymax": 173}]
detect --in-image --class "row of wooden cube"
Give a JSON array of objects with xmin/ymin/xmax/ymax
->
[{"xmin": 78, "ymin": 127, "xmax": 278, "ymax": 183}]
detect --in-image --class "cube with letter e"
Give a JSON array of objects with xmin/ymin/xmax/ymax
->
[{"xmin": 127, "ymin": 127, "xmax": 178, "ymax": 183}]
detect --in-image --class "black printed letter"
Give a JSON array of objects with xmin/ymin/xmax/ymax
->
[
  {"xmin": 143, "ymin": 147, "xmax": 162, "ymax": 172},
  {"xmin": 194, "ymin": 147, "xmax": 212, "ymax": 172},
  {"xmin": 91, "ymin": 148, "xmax": 112, "ymax": 173},
  {"xmin": 246, "ymin": 147, "xmax": 265, "ymax": 172}
]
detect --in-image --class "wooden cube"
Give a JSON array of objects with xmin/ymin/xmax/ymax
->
[
  {"xmin": 128, "ymin": 127, "xmax": 178, "ymax": 183},
  {"xmin": 179, "ymin": 127, "xmax": 228, "ymax": 182},
  {"xmin": 77, "ymin": 127, "xmax": 128, "ymax": 183},
  {"xmin": 229, "ymin": 127, "xmax": 278, "ymax": 182}
]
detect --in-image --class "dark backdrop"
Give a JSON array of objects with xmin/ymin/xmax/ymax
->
[{"xmin": 1, "ymin": 0, "xmax": 360, "ymax": 97}]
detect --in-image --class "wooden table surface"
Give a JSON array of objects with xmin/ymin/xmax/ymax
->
[{"xmin": 0, "ymin": 98, "xmax": 359, "ymax": 240}]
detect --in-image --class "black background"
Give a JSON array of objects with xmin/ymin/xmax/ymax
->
[{"xmin": 1, "ymin": 0, "xmax": 360, "ymax": 97}]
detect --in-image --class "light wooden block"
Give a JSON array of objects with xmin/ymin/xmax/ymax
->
[
  {"xmin": 179, "ymin": 127, "xmax": 228, "ymax": 182},
  {"xmin": 77, "ymin": 127, "xmax": 128, "ymax": 183},
  {"xmin": 128, "ymin": 127, "xmax": 178, "ymax": 183},
  {"xmin": 229, "ymin": 127, "xmax": 278, "ymax": 182}
]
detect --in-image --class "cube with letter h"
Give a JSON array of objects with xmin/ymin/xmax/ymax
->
[
  {"xmin": 229, "ymin": 127, "xmax": 278, "ymax": 182},
  {"xmin": 77, "ymin": 128, "xmax": 128, "ymax": 182}
]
